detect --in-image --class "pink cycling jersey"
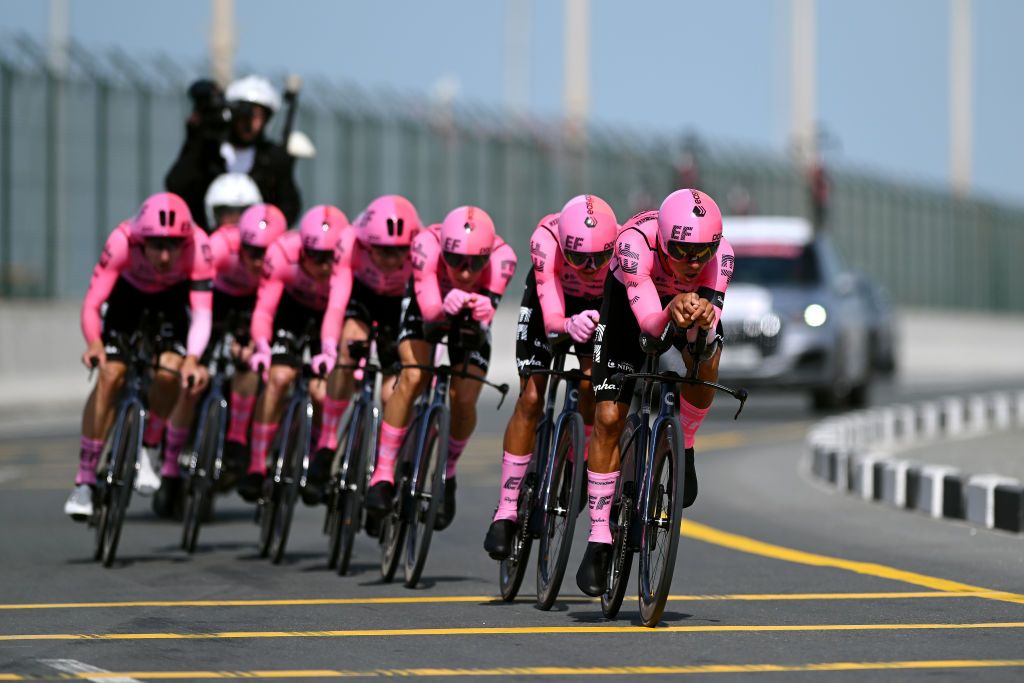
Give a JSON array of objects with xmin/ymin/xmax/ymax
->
[
  {"xmin": 321, "ymin": 228, "xmax": 415, "ymax": 342},
  {"xmin": 411, "ymin": 224, "xmax": 518, "ymax": 323},
  {"xmin": 250, "ymin": 231, "xmax": 335, "ymax": 346},
  {"xmin": 612, "ymin": 210, "xmax": 734, "ymax": 337},
  {"xmin": 81, "ymin": 220, "xmax": 214, "ymax": 357},
  {"xmin": 529, "ymin": 212, "xmax": 616, "ymax": 334},
  {"xmin": 209, "ymin": 224, "xmax": 259, "ymax": 297}
]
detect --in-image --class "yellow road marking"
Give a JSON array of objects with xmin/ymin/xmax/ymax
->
[
  {"xmin": 0, "ymin": 591, "xmax": 1003, "ymax": 611},
  {"xmin": 4, "ymin": 660, "xmax": 1024, "ymax": 679},
  {"xmin": 681, "ymin": 520, "xmax": 1024, "ymax": 605},
  {"xmin": 4, "ymin": 622, "xmax": 1024, "ymax": 642}
]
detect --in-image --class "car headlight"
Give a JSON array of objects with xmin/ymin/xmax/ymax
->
[{"xmin": 803, "ymin": 304, "xmax": 827, "ymax": 327}]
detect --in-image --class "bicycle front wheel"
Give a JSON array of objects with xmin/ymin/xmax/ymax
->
[
  {"xmin": 535, "ymin": 414, "xmax": 585, "ymax": 610},
  {"xmin": 637, "ymin": 417, "xmax": 684, "ymax": 627},
  {"xmin": 498, "ymin": 470, "xmax": 535, "ymax": 602},
  {"xmin": 269, "ymin": 401, "xmax": 310, "ymax": 564},
  {"xmin": 403, "ymin": 407, "xmax": 448, "ymax": 588},
  {"xmin": 182, "ymin": 396, "xmax": 225, "ymax": 553},
  {"xmin": 601, "ymin": 414, "xmax": 642, "ymax": 619},
  {"xmin": 334, "ymin": 403, "xmax": 369, "ymax": 576},
  {"xmin": 101, "ymin": 403, "xmax": 144, "ymax": 568}
]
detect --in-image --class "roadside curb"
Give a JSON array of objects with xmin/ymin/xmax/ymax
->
[{"xmin": 807, "ymin": 391, "xmax": 1024, "ymax": 533}]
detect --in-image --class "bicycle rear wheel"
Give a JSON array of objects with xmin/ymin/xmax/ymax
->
[
  {"xmin": 182, "ymin": 396, "xmax": 225, "ymax": 553},
  {"xmin": 270, "ymin": 401, "xmax": 310, "ymax": 564},
  {"xmin": 498, "ymin": 470, "xmax": 535, "ymax": 602},
  {"xmin": 337, "ymin": 404, "xmax": 370, "ymax": 576},
  {"xmin": 380, "ymin": 428, "xmax": 416, "ymax": 583},
  {"xmin": 535, "ymin": 414, "xmax": 585, "ymax": 610},
  {"xmin": 404, "ymin": 407, "xmax": 448, "ymax": 588},
  {"xmin": 326, "ymin": 404, "xmax": 360, "ymax": 570},
  {"xmin": 637, "ymin": 418, "xmax": 684, "ymax": 627},
  {"xmin": 100, "ymin": 404, "xmax": 143, "ymax": 567},
  {"xmin": 601, "ymin": 415, "xmax": 642, "ymax": 619}
]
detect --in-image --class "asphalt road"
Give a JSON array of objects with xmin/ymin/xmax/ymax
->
[{"xmin": 2, "ymin": 377, "xmax": 1024, "ymax": 682}]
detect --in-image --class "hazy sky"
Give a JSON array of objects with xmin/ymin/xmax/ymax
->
[{"xmin": 3, "ymin": 0, "xmax": 1021, "ymax": 204}]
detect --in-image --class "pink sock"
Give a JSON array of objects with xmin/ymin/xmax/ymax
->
[
  {"xmin": 316, "ymin": 397, "xmax": 349, "ymax": 451},
  {"xmin": 370, "ymin": 420, "xmax": 408, "ymax": 486},
  {"xmin": 249, "ymin": 421, "xmax": 279, "ymax": 475},
  {"xmin": 227, "ymin": 393, "xmax": 256, "ymax": 445},
  {"xmin": 446, "ymin": 436, "xmax": 469, "ymax": 479},
  {"xmin": 143, "ymin": 414, "xmax": 167, "ymax": 448},
  {"xmin": 161, "ymin": 424, "xmax": 189, "ymax": 478},
  {"xmin": 76, "ymin": 436, "xmax": 104, "ymax": 486},
  {"xmin": 586, "ymin": 469, "xmax": 619, "ymax": 544},
  {"xmin": 679, "ymin": 400, "xmax": 710, "ymax": 449},
  {"xmin": 493, "ymin": 451, "xmax": 531, "ymax": 522}
]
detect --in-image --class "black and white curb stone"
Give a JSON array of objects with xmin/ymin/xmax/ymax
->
[{"xmin": 807, "ymin": 390, "xmax": 1024, "ymax": 533}]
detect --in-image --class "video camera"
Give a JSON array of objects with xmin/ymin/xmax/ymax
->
[{"xmin": 188, "ymin": 79, "xmax": 231, "ymax": 141}]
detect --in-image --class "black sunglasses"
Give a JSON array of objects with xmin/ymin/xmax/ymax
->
[
  {"xmin": 241, "ymin": 244, "xmax": 267, "ymax": 260},
  {"xmin": 304, "ymin": 248, "xmax": 335, "ymax": 266},
  {"xmin": 564, "ymin": 247, "xmax": 613, "ymax": 270},
  {"xmin": 145, "ymin": 237, "xmax": 186, "ymax": 252},
  {"xmin": 442, "ymin": 251, "xmax": 489, "ymax": 273},
  {"xmin": 665, "ymin": 241, "xmax": 719, "ymax": 264},
  {"xmin": 371, "ymin": 244, "xmax": 411, "ymax": 259}
]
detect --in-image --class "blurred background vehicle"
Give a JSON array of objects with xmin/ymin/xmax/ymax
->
[
  {"xmin": 717, "ymin": 216, "xmax": 874, "ymax": 411},
  {"xmin": 852, "ymin": 273, "xmax": 898, "ymax": 377}
]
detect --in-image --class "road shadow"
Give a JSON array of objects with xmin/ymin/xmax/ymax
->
[{"xmin": 566, "ymin": 608, "xmax": 694, "ymax": 624}]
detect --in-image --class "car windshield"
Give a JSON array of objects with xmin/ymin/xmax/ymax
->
[{"xmin": 731, "ymin": 244, "xmax": 821, "ymax": 286}]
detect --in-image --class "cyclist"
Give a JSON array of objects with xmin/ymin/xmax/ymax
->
[
  {"xmin": 65, "ymin": 192, "xmax": 213, "ymax": 520},
  {"xmin": 237, "ymin": 204, "xmax": 349, "ymax": 503},
  {"xmin": 145, "ymin": 177, "xmax": 267, "ymax": 517},
  {"xmin": 203, "ymin": 173, "xmax": 263, "ymax": 235},
  {"xmin": 365, "ymin": 206, "xmax": 517, "ymax": 530},
  {"xmin": 574, "ymin": 189, "xmax": 735, "ymax": 596},
  {"xmin": 483, "ymin": 194, "xmax": 619, "ymax": 560},
  {"xmin": 302, "ymin": 195, "xmax": 422, "ymax": 505}
]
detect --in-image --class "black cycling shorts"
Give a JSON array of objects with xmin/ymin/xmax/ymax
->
[
  {"xmin": 397, "ymin": 282, "xmax": 492, "ymax": 373},
  {"xmin": 344, "ymin": 278, "xmax": 402, "ymax": 374},
  {"xmin": 212, "ymin": 289, "xmax": 255, "ymax": 338},
  {"xmin": 270, "ymin": 291, "xmax": 324, "ymax": 368},
  {"xmin": 591, "ymin": 276, "xmax": 723, "ymax": 404},
  {"xmin": 516, "ymin": 267, "xmax": 598, "ymax": 376},
  {"xmin": 102, "ymin": 277, "xmax": 188, "ymax": 362}
]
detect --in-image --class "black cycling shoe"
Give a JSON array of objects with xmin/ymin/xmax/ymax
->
[
  {"xmin": 301, "ymin": 447, "xmax": 334, "ymax": 506},
  {"xmin": 364, "ymin": 513, "xmax": 381, "ymax": 538},
  {"xmin": 152, "ymin": 475, "xmax": 183, "ymax": 520},
  {"xmin": 575, "ymin": 541, "xmax": 612, "ymax": 597},
  {"xmin": 365, "ymin": 481, "xmax": 395, "ymax": 514},
  {"xmin": 238, "ymin": 471, "xmax": 265, "ymax": 503},
  {"xmin": 483, "ymin": 519, "xmax": 517, "ymax": 560},
  {"xmin": 683, "ymin": 447, "xmax": 698, "ymax": 508},
  {"xmin": 218, "ymin": 441, "xmax": 249, "ymax": 492},
  {"xmin": 434, "ymin": 478, "xmax": 456, "ymax": 530}
]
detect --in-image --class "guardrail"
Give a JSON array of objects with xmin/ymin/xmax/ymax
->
[{"xmin": 807, "ymin": 391, "xmax": 1024, "ymax": 533}]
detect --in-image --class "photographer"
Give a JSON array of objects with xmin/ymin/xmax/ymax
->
[{"xmin": 165, "ymin": 76, "xmax": 301, "ymax": 232}]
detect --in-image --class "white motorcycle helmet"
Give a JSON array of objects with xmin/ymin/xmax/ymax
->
[
  {"xmin": 225, "ymin": 75, "xmax": 282, "ymax": 115},
  {"xmin": 204, "ymin": 173, "xmax": 263, "ymax": 229}
]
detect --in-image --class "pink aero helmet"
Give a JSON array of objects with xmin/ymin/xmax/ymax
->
[
  {"xmin": 299, "ymin": 205, "xmax": 349, "ymax": 252},
  {"xmin": 355, "ymin": 195, "xmax": 421, "ymax": 248},
  {"xmin": 439, "ymin": 206, "xmax": 496, "ymax": 273},
  {"xmin": 657, "ymin": 189, "xmax": 723, "ymax": 263},
  {"xmin": 238, "ymin": 203, "xmax": 287, "ymax": 248},
  {"xmin": 557, "ymin": 194, "xmax": 618, "ymax": 270},
  {"xmin": 132, "ymin": 192, "xmax": 194, "ymax": 240}
]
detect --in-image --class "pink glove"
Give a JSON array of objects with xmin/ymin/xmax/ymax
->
[
  {"xmin": 564, "ymin": 310, "xmax": 600, "ymax": 344},
  {"xmin": 311, "ymin": 343, "xmax": 338, "ymax": 377},
  {"xmin": 443, "ymin": 289, "xmax": 472, "ymax": 316},
  {"xmin": 249, "ymin": 339, "xmax": 273, "ymax": 379},
  {"xmin": 469, "ymin": 295, "xmax": 495, "ymax": 323}
]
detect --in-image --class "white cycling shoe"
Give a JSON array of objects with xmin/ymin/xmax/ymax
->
[
  {"xmin": 64, "ymin": 484, "xmax": 95, "ymax": 520},
  {"xmin": 134, "ymin": 445, "xmax": 162, "ymax": 496}
]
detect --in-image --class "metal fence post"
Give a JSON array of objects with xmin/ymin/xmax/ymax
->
[
  {"xmin": 95, "ymin": 80, "xmax": 109, "ymax": 254},
  {"xmin": 0, "ymin": 62, "xmax": 12, "ymax": 297}
]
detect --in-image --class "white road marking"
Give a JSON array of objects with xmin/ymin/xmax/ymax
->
[{"xmin": 39, "ymin": 659, "xmax": 143, "ymax": 683}]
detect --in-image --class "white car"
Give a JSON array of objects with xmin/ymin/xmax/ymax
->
[{"xmin": 716, "ymin": 216, "xmax": 874, "ymax": 410}]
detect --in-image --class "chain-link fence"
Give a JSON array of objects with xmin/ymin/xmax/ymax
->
[{"xmin": 2, "ymin": 35, "xmax": 1023, "ymax": 310}]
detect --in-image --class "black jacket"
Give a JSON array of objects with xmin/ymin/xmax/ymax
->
[{"xmin": 164, "ymin": 127, "xmax": 302, "ymax": 232}]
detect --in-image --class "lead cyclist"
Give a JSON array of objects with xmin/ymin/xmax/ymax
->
[{"xmin": 575, "ymin": 189, "xmax": 735, "ymax": 596}]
